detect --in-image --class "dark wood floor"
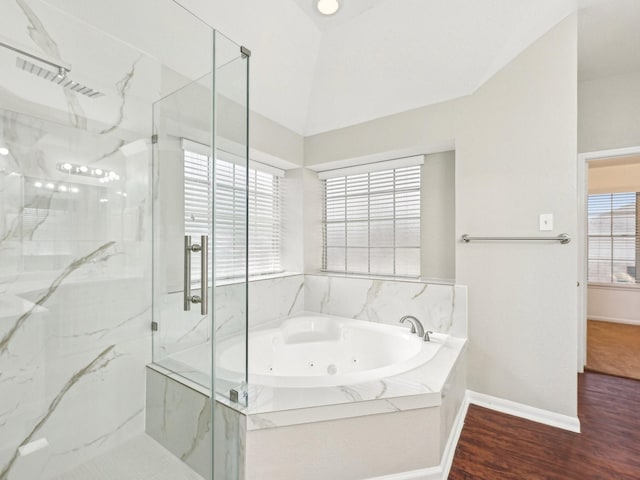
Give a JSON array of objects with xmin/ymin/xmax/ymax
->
[
  {"xmin": 587, "ymin": 320, "xmax": 640, "ymax": 381},
  {"xmin": 449, "ymin": 372, "xmax": 640, "ymax": 479}
]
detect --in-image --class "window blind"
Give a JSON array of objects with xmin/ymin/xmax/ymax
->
[
  {"xmin": 184, "ymin": 150, "xmax": 282, "ymax": 283},
  {"xmin": 184, "ymin": 150, "xmax": 213, "ymax": 285},
  {"xmin": 322, "ymin": 165, "xmax": 421, "ymax": 277},
  {"xmin": 587, "ymin": 192, "xmax": 639, "ymax": 284}
]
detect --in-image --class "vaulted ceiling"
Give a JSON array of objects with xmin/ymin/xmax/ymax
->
[
  {"xmin": 178, "ymin": 0, "xmax": 590, "ymax": 136},
  {"xmin": 578, "ymin": 0, "xmax": 640, "ymax": 82}
]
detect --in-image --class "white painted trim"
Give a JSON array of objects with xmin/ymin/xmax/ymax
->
[
  {"xmin": 365, "ymin": 467, "xmax": 440, "ymax": 480},
  {"xmin": 577, "ymin": 145, "xmax": 640, "ymax": 374},
  {"xmin": 440, "ymin": 394, "xmax": 470, "ymax": 479},
  {"xmin": 579, "ymin": 146, "xmax": 640, "ymax": 161},
  {"xmin": 588, "ymin": 315, "xmax": 640, "ymax": 326},
  {"xmin": 366, "ymin": 392, "xmax": 470, "ymax": 480},
  {"xmin": 317, "ymin": 155, "xmax": 424, "ymax": 179},
  {"xmin": 466, "ymin": 390, "xmax": 581, "ymax": 433},
  {"xmin": 577, "ymin": 152, "xmax": 587, "ymax": 373},
  {"xmin": 306, "ymin": 141, "xmax": 455, "ymax": 173},
  {"xmin": 366, "ymin": 388, "xmax": 584, "ymax": 480}
]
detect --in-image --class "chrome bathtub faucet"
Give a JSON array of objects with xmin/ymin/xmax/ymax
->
[{"xmin": 399, "ymin": 315, "xmax": 432, "ymax": 342}]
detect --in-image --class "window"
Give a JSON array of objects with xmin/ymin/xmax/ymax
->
[
  {"xmin": 322, "ymin": 159, "xmax": 422, "ymax": 277},
  {"xmin": 588, "ymin": 192, "xmax": 639, "ymax": 284},
  {"xmin": 184, "ymin": 148, "xmax": 282, "ymax": 282}
]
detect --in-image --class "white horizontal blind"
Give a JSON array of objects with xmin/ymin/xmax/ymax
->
[
  {"xmin": 184, "ymin": 150, "xmax": 282, "ymax": 282},
  {"xmin": 322, "ymin": 165, "xmax": 421, "ymax": 277},
  {"xmin": 588, "ymin": 192, "xmax": 639, "ymax": 284},
  {"xmin": 248, "ymin": 167, "xmax": 282, "ymax": 276},
  {"xmin": 184, "ymin": 150, "xmax": 212, "ymax": 286},
  {"xmin": 214, "ymin": 157, "xmax": 247, "ymax": 280}
]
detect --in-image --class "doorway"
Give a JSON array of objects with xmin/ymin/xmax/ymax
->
[{"xmin": 578, "ymin": 147, "xmax": 640, "ymax": 380}]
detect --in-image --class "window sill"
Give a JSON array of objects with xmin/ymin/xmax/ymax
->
[{"xmin": 588, "ymin": 282, "xmax": 640, "ymax": 291}]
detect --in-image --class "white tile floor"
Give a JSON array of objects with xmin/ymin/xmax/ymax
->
[{"xmin": 53, "ymin": 435, "xmax": 205, "ymax": 480}]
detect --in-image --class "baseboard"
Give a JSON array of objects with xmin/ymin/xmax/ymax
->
[
  {"xmin": 466, "ymin": 390, "xmax": 581, "ymax": 433},
  {"xmin": 588, "ymin": 315, "xmax": 640, "ymax": 326},
  {"xmin": 440, "ymin": 395, "xmax": 470, "ymax": 479},
  {"xmin": 367, "ymin": 395, "xmax": 470, "ymax": 480},
  {"xmin": 366, "ymin": 467, "xmax": 441, "ymax": 480}
]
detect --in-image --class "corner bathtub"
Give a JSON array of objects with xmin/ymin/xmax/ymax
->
[
  {"xmin": 225, "ymin": 315, "xmax": 444, "ymax": 388},
  {"xmin": 170, "ymin": 314, "xmax": 446, "ymax": 389},
  {"xmin": 148, "ymin": 313, "xmax": 466, "ymax": 479}
]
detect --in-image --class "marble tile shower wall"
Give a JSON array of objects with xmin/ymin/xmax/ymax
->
[{"xmin": 0, "ymin": 1, "xmax": 159, "ymax": 478}]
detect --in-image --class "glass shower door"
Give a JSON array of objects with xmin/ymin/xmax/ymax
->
[
  {"xmin": 212, "ymin": 33, "xmax": 250, "ymax": 404},
  {"xmin": 151, "ymin": 75, "xmax": 214, "ymax": 389}
]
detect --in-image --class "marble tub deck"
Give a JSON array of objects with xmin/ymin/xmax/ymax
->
[
  {"xmin": 146, "ymin": 335, "xmax": 467, "ymax": 479},
  {"xmin": 149, "ymin": 334, "xmax": 466, "ymax": 428}
]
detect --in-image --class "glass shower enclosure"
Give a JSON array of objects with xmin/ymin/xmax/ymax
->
[{"xmin": 0, "ymin": 0, "xmax": 248, "ymax": 479}]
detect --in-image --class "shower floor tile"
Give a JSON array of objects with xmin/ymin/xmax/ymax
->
[{"xmin": 53, "ymin": 434, "xmax": 205, "ymax": 480}]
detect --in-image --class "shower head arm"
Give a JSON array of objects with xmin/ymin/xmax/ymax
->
[{"xmin": 0, "ymin": 35, "xmax": 71, "ymax": 76}]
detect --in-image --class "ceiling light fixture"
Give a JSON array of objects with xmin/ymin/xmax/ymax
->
[
  {"xmin": 0, "ymin": 147, "xmax": 9, "ymax": 156},
  {"xmin": 317, "ymin": 0, "xmax": 339, "ymax": 16}
]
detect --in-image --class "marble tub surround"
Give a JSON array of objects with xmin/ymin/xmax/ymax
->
[
  {"xmin": 153, "ymin": 311, "xmax": 467, "ymax": 417},
  {"xmin": 157, "ymin": 328, "xmax": 466, "ymax": 420},
  {"xmin": 304, "ymin": 274, "xmax": 468, "ymax": 338},
  {"xmin": 152, "ymin": 272, "xmax": 467, "ymax": 407},
  {"xmin": 154, "ymin": 272, "xmax": 463, "ymax": 367},
  {"xmin": 146, "ymin": 340, "xmax": 467, "ymax": 480},
  {"xmin": 219, "ymin": 273, "xmax": 305, "ymax": 339},
  {"xmin": 147, "ymin": 274, "xmax": 468, "ymax": 478},
  {"xmin": 146, "ymin": 367, "xmax": 246, "ymax": 480},
  {"xmin": 151, "ymin": 332, "xmax": 466, "ymax": 423},
  {"xmin": 151, "ymin": 274, "xmax": 305, "ymax": 391},
  {"xmin": 224, "ymin": 322, "xmax": 466, "ymax": 418}
]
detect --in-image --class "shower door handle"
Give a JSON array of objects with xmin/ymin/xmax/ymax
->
[
  {"xmin": 184, "ymin": 235, "xmax": 193, "ymax": 311},
  {"xmin": 200, "ymin": 235, "xmax": 208, "ymax": 316},
  {"xmin": 184, "ymin": 235, "xmax": 208, "ymax": 315}
]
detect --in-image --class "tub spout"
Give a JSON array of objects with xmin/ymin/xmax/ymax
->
[{"xmin": 399, "ymin": 315, "xmax": 424, "ymax": 338}]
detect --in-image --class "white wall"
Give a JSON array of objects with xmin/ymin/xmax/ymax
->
[
  {"xmin": 588, "ymin": 285, "xmax": 640, "ymax": 325},
  {"xmin": 457, "ymin": 15, "xmax": 577, "ymax": 417},
  {"xmin": 304, "ymin": 16, "xmax": 578, "ymax": 417},
  {"xmin": 422, "ymin": 151, "xmax": 455, "ymax": 281},
  {"xmin": 579, "ymin": 71, "xmax": 640, "ymax": 153}
]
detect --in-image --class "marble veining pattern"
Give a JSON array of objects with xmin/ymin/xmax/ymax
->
[
  {"xmin": 98, "ymin": 58, "xmax": 140, "ymax": 135},
  {"xmin": 304, "ymin": 274, "xmax": 466, "ymax": 336},
  {"xmin": 0, "ymin": 241, "xmax": 116, "ymax": 355},
  {"xmin": 0, "ymin": 345, "xmax": 116, "ymax": 479}
]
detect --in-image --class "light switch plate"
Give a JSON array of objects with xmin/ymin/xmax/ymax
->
[{"xmin": 539, "ymin": 213, "xmax": 553, "ymax": 231}]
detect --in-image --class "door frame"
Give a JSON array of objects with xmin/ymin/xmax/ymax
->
[{"xmin": 577, "ymin": 145, "xmax": 640, "ymax": 372}]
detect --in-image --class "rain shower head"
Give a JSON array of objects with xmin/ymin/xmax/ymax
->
[{"xmin": 16, "ymin": 57, "xmax": 104, "ymax": 98}]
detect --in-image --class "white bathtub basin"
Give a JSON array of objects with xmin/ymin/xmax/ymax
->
[{"xmin": 216, "ymin": 314, "xmax": 445, "ymax": 388}]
